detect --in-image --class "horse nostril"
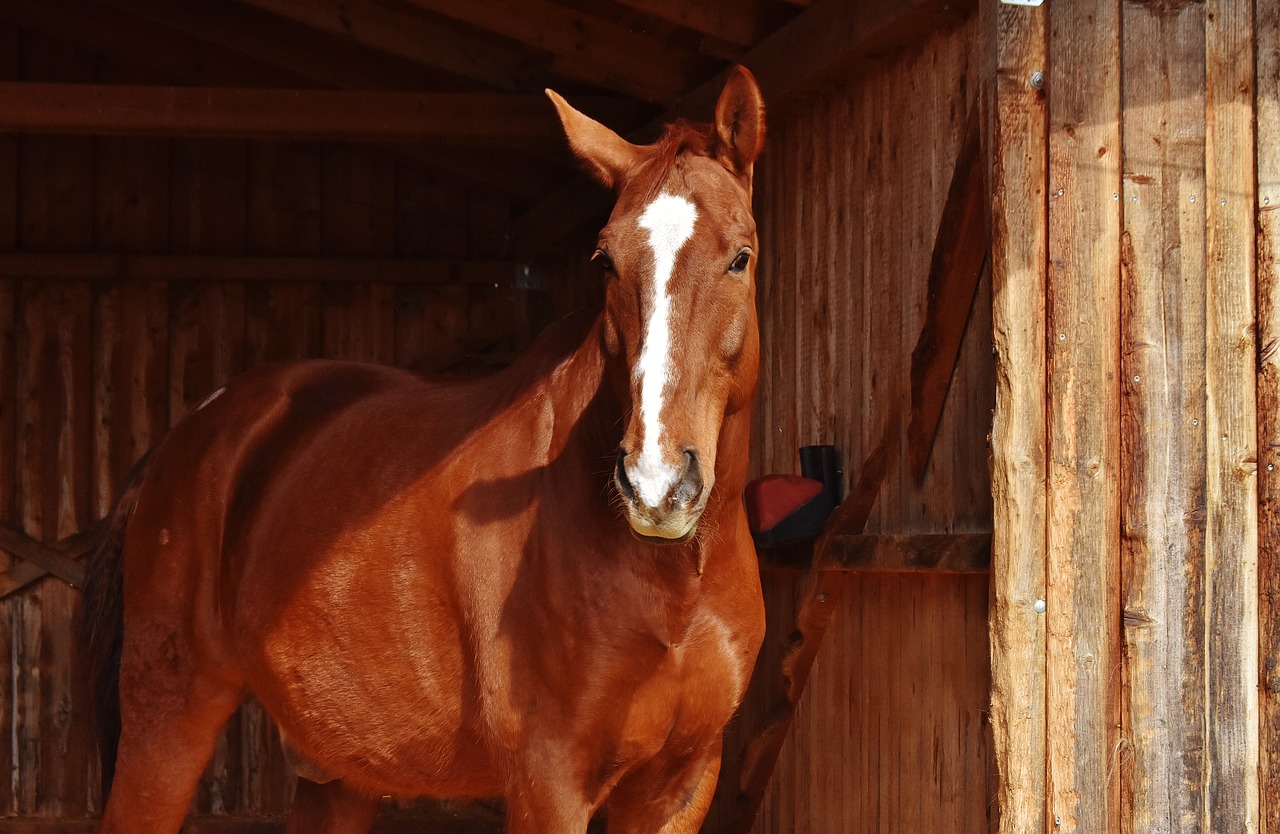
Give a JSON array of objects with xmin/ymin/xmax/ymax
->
[
  {"xmin": 675, "ymin": 449, "xmax": 703, "ymax": 505},
  {"xmin": 614, "ymin": 450, "xmax": 637, "ymax": 504}
]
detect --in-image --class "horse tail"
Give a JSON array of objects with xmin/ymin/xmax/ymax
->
[{"xmin": 76, "ymin": 446, "xmax": 157, "ymax": 803}]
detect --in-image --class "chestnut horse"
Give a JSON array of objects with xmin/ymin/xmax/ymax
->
[{"xmin": 79, "ymin": 67, "xmax": 766, "ymax": 834}]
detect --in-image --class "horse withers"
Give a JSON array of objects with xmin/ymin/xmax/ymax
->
[{"xmin": 79, "ymin": 66, "xmax": 768, "ymax": 834}]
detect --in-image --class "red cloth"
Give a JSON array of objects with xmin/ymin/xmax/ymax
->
[{"xmin": 744, "ymin": 475, "xmax": 824, "ymax": 534}]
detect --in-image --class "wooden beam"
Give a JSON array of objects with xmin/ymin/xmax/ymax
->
[
  {"xmin": 760, "ymin": 532, "xmax": 991, "ymax": 573},
  {"xmin": 399, "ymin": 0, "xmax": 715, "ymax": 104},
  {"xmin": 0, "ymin": 83, "xmax": 645, "ymax": 142},
  {"xmin": 907, "ymin": 105, "xmax": 988, "ymax": 483},
  {"xmin": 0, "ymin": 0, "xmax": 306, "ymax": 87},
  {"xmin": 511, "ymin": 0, "xmax": 974, "ymax": 255},
  {"xmin": 0, "ymin": 253, "xmax": 529, "ymax": 285},
  {"xmin": 0, "ymin": 523, "xmax": 92, "ymax": 593},
  {"xmin": 234, "ymin": 0, "xmax": 539, "ymax": 93},
  {"xmin": 610, "ymin": 0, "xmax": 788, "ymax": 49},
  {"xmin": 983, "ymin": 1, "xmax": 1048, "ymax": 832},
  {"xmin": 93, "ymin": 0, "xmax": 463, "ymax": 93}
]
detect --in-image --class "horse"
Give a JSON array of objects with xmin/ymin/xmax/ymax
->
[{"xmin": 78, "ymin": 65, "xmax": 767, "ymax": 834}]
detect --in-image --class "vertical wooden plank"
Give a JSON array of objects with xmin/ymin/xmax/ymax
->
[
  {"xmin": 1045, "ymin": 1, "xmax": 1124, "ymax": 831},
  {"xmin": 983, "ymin": 1, "xmax": 1048, "ymax": 832},
  {"xmin": 92, "ymin": 136, "xmax": 171, "ymax": 516},
  {"xmin": 1119, "ymin": 4, "xmax": 1209, "ymax": 834},
  {"xmin": 1204, "ymin": 0, "xmax": 1261, "ymax": 830},
  {"xmin": 321, "ymin": 145, "xmax": 395, "ymax": 364},
  {"xmin": 18, "ymin": 282, "xmax": 94, "ymax": 817},
  {"xmin": 1255, "ymin": 2, "xmax": 1280, "ymax": 830},
  {"xmin": 0, "ymin": 27, "xmax": 19, "ymax": 813},
  {"xmin": 246, "ymin": 143, "xmax": 322, "ymax": 367},
  {"xmin": 169, "ymin": 140, "xmax": 247, "ymax": 424}
]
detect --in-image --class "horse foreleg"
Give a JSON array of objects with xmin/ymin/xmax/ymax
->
[
  {"xmin": 286, "ymin": 778, "xmax": 380, "ymax": 834},
  {"xmin": 604, "ymin": 750, "xmax": 721, "ymax": 834}
]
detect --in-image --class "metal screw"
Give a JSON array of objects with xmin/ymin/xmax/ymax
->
[
  {"xmin": 1268, "ymin": 463, "xmax": 1274, "ymax": 472},
  {"xmin": 1266, "ymin": 196, "xmax": 1272, "ymax": 205},
  {"xmin": 1193, "ymin": 419, "xmax": 1199, "ymax": 426},
  {"xmin": 1058, "ymin": 332, "xmax": 1066, "ymax": 341},
  {"xmin": 1113, "ymin": 193, "xmax": 1119, "ymax": 201},
  {"xmin": 1190, "ymin": 195, "xmax": 1196, "ymax": 203},
  {"xmin": 1057, "ymin": 188, "xmax": 1064, "ymax": 196},
  {"xmin": 1132, "ymin": 194, "xmax": 1138, "ymax": 202},
  {"xmin": 1030, "ymin": 71, "xmax": 1045, "ymax": 89},
  {"xmin": 816, "ymin": 593, "xmax": 829, "ymax": 603},
  {"xmin": 1034, "ymin": 599, "xmax": 1047, "ymax": 614},
  {"xmin": 1221, "ymin": 198, "xmax": 1227, "ymax": 205},
  {"xmin": 1055, "ymin": 817, "xmax": 1062, "ymax": 827},
  {"xmin": 1133, "ymin": 375, "xmax": 1140, "ymax": 382}
]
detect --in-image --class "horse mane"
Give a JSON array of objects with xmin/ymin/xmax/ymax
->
[{"xmin": 638, "ymin": 119, "xmax": 716, "ymax": 202}]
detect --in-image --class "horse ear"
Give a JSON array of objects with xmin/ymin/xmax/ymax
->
[
  {"xmin": 546, "ymin": 89, "xmax": 640, "ymax": 191},
  {"xmin": 714, "ymin": 66, "xmax": 766, "ymax": 177}
]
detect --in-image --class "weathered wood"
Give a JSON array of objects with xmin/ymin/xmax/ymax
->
[
  {"xmin": 0, "ymin": 252, "xmax": 526, "ymax": 286},
  {"xmin": 760, "ymin": 532, "xmax": 990, "ymax": 573},
  {"xmin": 611, "ymin": 0, "xmax": 781, "ymax": 48},
  {"xmin": 0, "ymin": 83, "xmax": 644, "ymax": 143},
  {"xmin": 983, "ymin": 2, "xmax": 1048, "ymax": 829},
  {"xmin": 1204, "ymin": 0, "xmax": 1261, "ymax": 830},
  {"xmin": 1119, "ymin": 3, "xmax": 1209, "ymax": 833},
  {"xmin": 1045, "ymin": 2, "xmax": 1123, "ymax": 832},
  {"xmin": 1256, "ymin": 2, "xmax": 1280, "ymax": 830},
  {"xmin": 907, "ymin": 104, "xmax": 987, "ymax": 483}
]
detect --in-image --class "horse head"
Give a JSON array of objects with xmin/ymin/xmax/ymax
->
[{"xmin": 548, "ymin": 67, "xmax": 765, "ymax": 543}]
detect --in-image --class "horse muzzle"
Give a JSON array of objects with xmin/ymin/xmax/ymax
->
[{"xmin": 614, "ymin": 448, "xmax": 707, "ymax": 543}]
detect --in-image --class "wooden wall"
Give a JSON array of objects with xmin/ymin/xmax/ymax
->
[
  {"xmin": 987, "ymin": 1, "xmax": 1276, "ymax": 833},
  {"xmin": 732, "ymin": 16, "xmax": 997, "ymax": 834},
  {"xmin": 0, "ymin": 26, "xmax": 528, "ymax": 823}
]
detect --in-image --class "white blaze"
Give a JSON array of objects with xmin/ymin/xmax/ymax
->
[{"xmin": 632, "ymin": 193, "xmax": 698, "ymax": 508}]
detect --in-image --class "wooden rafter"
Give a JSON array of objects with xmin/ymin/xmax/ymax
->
[
  {"xmin": 94, "ymin": 0, "xmax": 465, "ymax": 93},
  {"xmin": 399, "ymin": 0, "xmax": 715, "ymax": 103},
  {"xmin": 232, "ymin": 0, "xmax": 540, "ymax": 93},
  {"xmin": 0, "ymin": 253, "xmax": 529, "ymax": 285},
  {"xmin": 0, "ymin": 83, "xmax": 645, "ymax": 142},
  {"xmin": 611, "ymin": 0, "xmax": 786, "ymax": 49}
]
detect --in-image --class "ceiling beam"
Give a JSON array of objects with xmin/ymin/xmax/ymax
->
[
  {"xmin": 94, "ymin": 0, "xmax": 463, "ymax": 93},
  {"xmin": 232, "ymin": 0, "xmax": 541, "ymax": 93},
  {"xmin": 511, "ymin": 0, "xmax": 973, "ymax": 256},
  {"xmin": 0, "ymin": 83, "xmax": 644, "ymax": 142},
  {"xmin": 610, "ymin": 0, "xmax": 786, "ymax": 49},
  {"xmin": 400, "ymin": 0, "xmax": 716, "ymax": 103}
]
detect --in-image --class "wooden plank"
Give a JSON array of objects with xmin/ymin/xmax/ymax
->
[
  {"xmin": 610, "ymin": 0, "xmax": 787, "ymax": 48},
  {"xmin": 1045, "ymin": 1, "xmax": 1123, "ymax": 832},
  {"xmin": 0, "ymin": 252, "xmax": 525, "ymax": 285},
  {"xmin": 1256, "ymin": 2, "xmax": 1280, "ymax": 830},
  {"xmin": 1204, "ymin": 0, "xmax": 1261, "ymax": 829},
  {"xmin": 0, "ymin": 524, "xmax": 88, "ymax": 589},
  {"xmin": 907, "ymin": 105, "xmax": 987, "ymax": 483},
  {"xmin": 0, "ymin": 83, "xmax": 645, "ymax": 143},
  {"xmin": 982, "ymin": 1, "xmax": 1047, "ymax": 832},
  {"xmin": 722, "ymin": 402, "xmax": 900, "ymax": 834},
  {"xmin": 168, "ymin": 140, "xmax": 247, "ymax": 426},
  {"xmin": 1119, "ymin": 3, "xmax": 1209, "ymax": 833}
]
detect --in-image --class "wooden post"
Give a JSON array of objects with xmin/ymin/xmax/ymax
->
[{"xmin": 983, "ymin": 2, "xmax": 1048, "ymax": 833}]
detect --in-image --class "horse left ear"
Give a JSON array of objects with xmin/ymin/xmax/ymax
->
[
  {"xmin": 546, "ymin": 89, "xmax": 641, "ymax": 191},
  {"xmin": 714, "ymin": 66, "xmax": 766, "ymax": 177}
]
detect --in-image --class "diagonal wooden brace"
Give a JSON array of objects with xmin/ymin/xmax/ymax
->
[{"xmin": 0, "ymin": 522, "xmax": 95, "ymax": 597}]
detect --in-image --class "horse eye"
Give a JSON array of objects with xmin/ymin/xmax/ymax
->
[
  {"xmin": 728, "ymin": 250, "xmax": 751, "ymax": 274},
  {"xmin": 592, "ymin": 249, "xmax": 616, "ymax": 276}
]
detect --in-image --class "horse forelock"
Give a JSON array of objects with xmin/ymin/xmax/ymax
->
[{"xmin": 635, "ymin": 120, "xmax": 715, "ymax": 204}]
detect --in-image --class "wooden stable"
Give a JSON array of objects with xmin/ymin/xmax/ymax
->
[{"xmin": 0, "ymin": 1, "xmax": 1277, "ymax": 833}]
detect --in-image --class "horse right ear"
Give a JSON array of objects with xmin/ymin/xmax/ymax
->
[{"xmin": 546, "ymin": 89, "xmax": 641, "ymax": 191}]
